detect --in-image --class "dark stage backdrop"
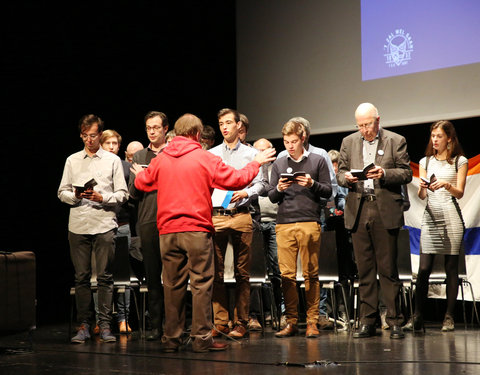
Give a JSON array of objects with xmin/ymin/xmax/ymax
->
[
  {"xmin": 1, "ymin": 2, "xmax": 237, "ymax": 324},
  {"xmin": 1, "ymin": 2, "xmax": 478, "ymax": 325}
]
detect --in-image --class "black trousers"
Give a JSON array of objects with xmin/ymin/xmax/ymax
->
[
  {"xmin": 138, "ymin": 222, "xmax": 164, "ymax": 330},
  {"xmin": 351, "ymin": 199, "xmax": 403, "ymax": 326},
  {"xmin": 69, "ymin": 230, "xmax": 115, "ymax": 329}
]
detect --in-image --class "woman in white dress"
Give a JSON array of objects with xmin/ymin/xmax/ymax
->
[{"xmin": 409, "ymin": 120, "xmax": 468, "ymax": 332}]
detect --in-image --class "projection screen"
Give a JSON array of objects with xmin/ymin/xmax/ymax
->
[{"xmin": 236, "ymin": 0, "xmax": 480, "ymax": 141}]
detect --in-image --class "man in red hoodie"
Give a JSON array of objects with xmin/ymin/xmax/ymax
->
[{"xmin": 131, "ymin": 113, "xmax": 275, "ymax": 353}]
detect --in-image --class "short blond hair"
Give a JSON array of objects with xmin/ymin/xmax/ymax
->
[
  {"xmin": 281, "ymin": 120, "xmax": 304, "ymax": 138},
  {"xmin": 100, "ymin": 129, "xmax": 122, "ymax": 146}
]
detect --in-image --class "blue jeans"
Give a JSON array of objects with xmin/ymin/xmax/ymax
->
[
  {"xmin": 319, "ymin": 209, "xmax": 329, "ymax": 316},
  {"xmin": 319, "ymin": 288, "xmax": 328, "ymax": 316}
]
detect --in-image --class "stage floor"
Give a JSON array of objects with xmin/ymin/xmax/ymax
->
[{"xmin": 1, "ymin": 322, "xmax": 480, "ymax": 374}]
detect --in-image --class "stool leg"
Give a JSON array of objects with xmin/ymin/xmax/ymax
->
[
  {"xmin": 460, "ymin": 280, "xmax": 467, "ymax": 330},
  {"xmin": 330, "ymin": 288, "xmax": 337, "ymax": 333},
  {"xmin": 339, "ymin": 284, "xmax": 351, "ymax": 331}
]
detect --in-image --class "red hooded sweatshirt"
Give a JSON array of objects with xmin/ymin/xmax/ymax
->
[{"xmin": 134, "ymin": 136, "xmax": 261, "ymax": 235}]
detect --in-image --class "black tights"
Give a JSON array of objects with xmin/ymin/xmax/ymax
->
[{"xmin": 414, "ymin": 254, "xmax": 459, "ymax": 318}]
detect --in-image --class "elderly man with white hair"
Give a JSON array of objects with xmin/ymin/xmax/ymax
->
[{"xmin": 337, "ymin": 103, "xmax": 412, "ymax": 339}]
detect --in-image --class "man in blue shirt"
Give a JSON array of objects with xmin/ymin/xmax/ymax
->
[{"xmin": 209, "ymin": 108, "xmax": 265, "ymax": 338}]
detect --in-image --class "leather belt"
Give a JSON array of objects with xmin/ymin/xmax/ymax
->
[
  {"xmin": 362, "ymin": 195, "xmax": 376, "ymax": 202},
  {"xmin": 212, "ymin": 206, "xmax": 250, "ymax": 216}
]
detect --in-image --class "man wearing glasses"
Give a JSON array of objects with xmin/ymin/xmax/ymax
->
[
  {"xmin": 337, "ymin": 103, "xmax": 412, "ymax": 339},
  {"xmin": 58, "ymin": 114, "xmax": 128, "ymax": 343},
  {"xmin": 128, "ymin": 111, "xmax": 169, "ymax": 341}
]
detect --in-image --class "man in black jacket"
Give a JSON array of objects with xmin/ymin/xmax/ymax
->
[{"xmin": 128, "ymin": 111, "xmax": 169, "ymax": 340}]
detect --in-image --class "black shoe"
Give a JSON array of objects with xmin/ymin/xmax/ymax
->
[
  {"xmin": 413, "ymin": 316, "xmax": 425, "ymax": 333},
  {"xmin": 390, "ymin": 325, "xmax": 405, "ymax": 339},
  {"xmin": 353, "ymin": 324, "xmax": 376, "ymax": 338},
  {"xmin": 161, "ymin": 345, "xmax": 179, "ymax": 353},
  {"xmin": 146, "ymin": 328, "xmax": 162, "ymax": 341}
]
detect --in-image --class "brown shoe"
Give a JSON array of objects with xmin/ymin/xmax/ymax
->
[
  {"xmin": 275, "ymin": 323, "xmax": 298, "ymax": 338},
  {"xmin": 212, "ymin": 324, "xmax": 230, "ymax": 337},
  {"xmin": 118, "ymin": 321, "xmax": 132, "ymax": 334},
  {"xmin": 318, "ymin": 315, "xmax": 334, "ymax": 330},
  {"xmin": 228, "ymin": 323, "xmax": 248, "ymax": 338},
  {"xmin": 306, "ymin": 323, "xmax": 320, "ymax": 338},
  {"xmin": 193, "ymin": 340, "xmax": 229, "ymax": 353}
]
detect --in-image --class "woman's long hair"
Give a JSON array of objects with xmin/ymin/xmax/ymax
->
[{"xmin": 425, "ymin": 120, "xmax": 465, "ymax": 164}]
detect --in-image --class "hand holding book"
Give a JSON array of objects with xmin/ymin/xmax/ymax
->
[
  {"xmin": 349, "ymin": 163, "xmax": 375, "ymax": 181},
  {"xmin": 73, "ymin": 178, "xmax": 97, "ymax": 193},
  {"xmin": 73, "ymin": 178, "xmax": 99, "ymax": 200},
  {"xmin": 420, "ymin": 174, "xmax": 437, "ymax": 192},
  {"xmin": 280, "ymin": 171, "xmax": 306, "ymax": 181}
]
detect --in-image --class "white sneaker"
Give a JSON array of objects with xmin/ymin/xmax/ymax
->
[{"xmin": 380, "ymin": 310, "xmax": 389, "ymax": 330}]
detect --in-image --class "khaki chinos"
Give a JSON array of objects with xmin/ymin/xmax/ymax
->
[{"xmin": 276, "ymin": 221, "xmax": 321, "ymax": 325}]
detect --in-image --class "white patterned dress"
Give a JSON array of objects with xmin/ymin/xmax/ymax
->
[{"xmin": 420, "ymin": 156, "xmax": 467, "ymax": 255}]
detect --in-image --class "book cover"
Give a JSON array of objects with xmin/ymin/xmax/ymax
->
[{"xmin": 211, "ymin": 189, "xmax": 234, "ymax": 209}]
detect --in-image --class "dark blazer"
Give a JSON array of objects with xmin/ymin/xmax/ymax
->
[
  {"xmin": 337, "ymin": 128, "xmax": 412, "ymax": 230},
  {"xmin": 128, "ymin": 148, "xmax": 159, "ymax": 225}
]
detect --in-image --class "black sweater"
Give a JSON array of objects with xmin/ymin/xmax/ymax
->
[{"xmin": 268, "ymin": 153, "xmax": 332, "ymax": 224}]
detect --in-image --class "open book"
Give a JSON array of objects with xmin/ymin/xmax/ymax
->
[
  {"xmin": 421, "ymin": 174, "xmax": 437, "ymax": 191},
  {"xmin": 73, "ymin": 178, "xmax": 97, "ymax": 193},
  {"xmin": 280, "ymin": 171, "xmax": 306, "ymax": 181},
  {"xmin": 350, "ymin": 163, "xmax": 375, "ymax": 181}
]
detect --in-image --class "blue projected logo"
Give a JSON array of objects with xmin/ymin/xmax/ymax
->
[
  {"xmin": 384, "ymin": 29, "xmax": 413, "ymax": 68},
  {"xmin": 361, "ymin": 0, "xmax": 480, "ymax": 81}
]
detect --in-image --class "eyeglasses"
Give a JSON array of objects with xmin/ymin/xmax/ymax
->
[
  {"xmin": 146, "ymin": 126, "xmax": 163, "ymax": 132},
  {"xmin": 81, "ymin": 133, "xmax": 99, "ymax": 140},
  {"xmin": 355, "ymin": 121, "xmax": 375, "ymax": 130}
]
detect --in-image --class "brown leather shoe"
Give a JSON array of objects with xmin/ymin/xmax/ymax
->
[
  {"xmin": 318, "ymin": 315, "xmax": 334, "ymax": 330},
  {"xmin": 275, "ymin": 323, "xmax": 298, "ymax": 338},
  {"xmin": 305, "ymin": 323, "xmax": 320, "ymax": 338},
  {"xmin": 212, "ymin": 324, "xmax": 230, "ymax": 337},
  {"xmin": 193, "ymin": 340, "xmax": 229, "ymax": 353},
  {"xmin": 228, "ymin": 323, "xmax": 248, "ymax": 338}
]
